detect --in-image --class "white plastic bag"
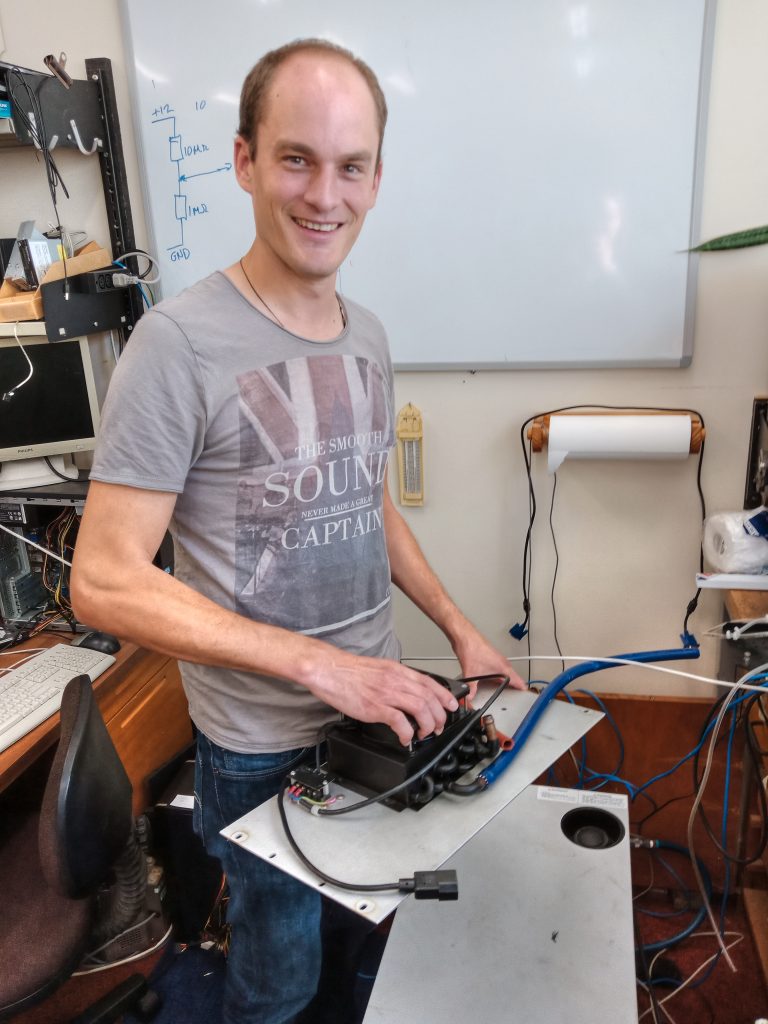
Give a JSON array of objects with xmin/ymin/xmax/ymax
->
[{"xmin": 703, "ymin": 507, "xmax": 768, "ymax": 573}]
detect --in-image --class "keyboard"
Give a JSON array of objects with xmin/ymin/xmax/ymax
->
[{"xmin": 0, "ymin": 644, "xmax": 116, "ymax": 754}]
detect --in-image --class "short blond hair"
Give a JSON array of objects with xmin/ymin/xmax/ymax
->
[{"xmin": 238, "ymin": 38, "xmax": 388, "ymax": 166}]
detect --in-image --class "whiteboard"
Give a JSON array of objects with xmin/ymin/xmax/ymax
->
[{"xmin": 120, "ymin": 0, "xmax": 715, "ymax": 370}]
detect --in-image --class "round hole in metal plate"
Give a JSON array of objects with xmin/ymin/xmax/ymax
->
[
  {"xmin": 354, "ymin": 898, "xmax": 376, "ymax": 915},
  {"xmin": 560, "ymin": 807, "xmax": 625, "ymax": 850},
  {"xmin": 230, "ymin": 830, "xmax": 248, "ymax": 842}
]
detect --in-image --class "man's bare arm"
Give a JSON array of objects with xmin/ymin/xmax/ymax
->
[
  {"xmin": 70, "ymin": 481, "xmax": 458, "ymax": 743},
  {"xmin": 382, "ymin": 480, "xmax": 525, "ymax": 692}
]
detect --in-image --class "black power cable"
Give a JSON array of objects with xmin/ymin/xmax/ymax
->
[
  {"xmin": 633, "ymin": 788, "xmax": 694, "ymax": 835},
  {"xmin": 7, "ymin": 68, "xmax": 70, "ymax": 292},
  {"xmin": 315, "ymin": 674, "xmax": 509, "ymax": 817},
  {"xmin": 548, "ymin": 472, "xmax": 565, "ymax": 673},
  {"xmin": 276, "ymin": 674, "xmax": 509, "ymax": 893},
  {"xmin": 44, "ymin": 455, "xmax": 78, "ymax": 482}
]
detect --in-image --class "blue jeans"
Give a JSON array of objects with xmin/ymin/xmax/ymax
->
[{"xmin": 193, "ymin": 734, "xmax": 322, "ymax": 1024}]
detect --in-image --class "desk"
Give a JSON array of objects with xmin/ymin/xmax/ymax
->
[
  {"xmin": 0, "ymin": 634, "xmax": 193, "ymax": 815},
  {"xmin": 724, "ymin": 589, "xmax": 768, "ymax": 623}
]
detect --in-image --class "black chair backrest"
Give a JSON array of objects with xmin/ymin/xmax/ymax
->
[{"xmin": 39, "ymin": 675, "xmax": 133, "ymax": 899}]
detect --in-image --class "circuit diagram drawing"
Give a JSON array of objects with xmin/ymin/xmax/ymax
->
[{"xmin": 150, "ymin": 100, "xmax": 232, "ymax": 263}]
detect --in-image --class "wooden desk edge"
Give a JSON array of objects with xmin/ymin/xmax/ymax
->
[
  {"xmin": 724, "ymin": 589, "xmax": 768, "ymax": 623},
  {"xmin": 0, "ymin": 638, "xmax": 147, "ymax": 794}
]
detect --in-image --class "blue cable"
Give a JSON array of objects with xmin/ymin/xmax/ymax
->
[
  {"xmin": 639, "ymin": 841, "xmax": 712, "ymax": 954},
  {"xmin": 633, "ymin": 730, "xmax": 709, "ymax": 800},
  {"xmin": 113, "ymin": 258, "xmax": 151, "ymax": 307},
  {"xmin": 580, "ymin": 771, "xmax": 637, "ymax": 799},
  {"xmin": 480, "ymin": 647, "xmax": 700, "ymax": 788},
  {"xmin": 632, "ymin": 682, "xmax": 766, "ymax": 802},
  {"xmin": 639, "ymin": 907, "xmax": 692, "ymax": 920},
  {"xmin": 640, "ymin": 694, "xmax": 757, "ymax": 982},
  {"xmin": 721, "ymin": 710, "xmax": 738, "ymax": 846},
  {"xmin": 561, "ymin": 688, "xmax": 587, "ymax": 787},
  {"xmin": 576, "ymin": 688, "xmax": 625, "ymax": 779},
  {"xmin": 497, "ymin": 652, "xmax": 760, "ymax": 975},
  {"xmin": 573, "ymin": 689, "xmax": 626, "ymax": 791},
  {"xmin": 657, "ymin": 852, "xmax": 693, "ymax": 896},
  {"xmin": 687, "ymin": 709, "xmax": 740, "ymax": 989},
  {"xmin": 639, "ymin": 852, "xmax": 698, "ymax": 919},
  {"xmin": 477, "ymin": 644, "xmax": 754, "ymax": 972}
]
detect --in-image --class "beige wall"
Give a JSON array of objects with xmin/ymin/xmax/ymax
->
[{"xmin": 1, "ymin": 1, "xmax": 766, "ymax": 696}]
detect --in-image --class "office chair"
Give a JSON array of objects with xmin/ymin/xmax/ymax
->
[{"xmin": 0, "ymin": 675, "xmax": 159, "ymax": 1022}]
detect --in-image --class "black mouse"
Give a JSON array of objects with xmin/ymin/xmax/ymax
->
[{"xmin": 73, "ymin": 630, "xmax": 122, "ymax": 655}]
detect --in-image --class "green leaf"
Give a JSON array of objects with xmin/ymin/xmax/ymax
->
[{"xmin": 691, "ymin": 225, "xmax": 768, "ymax": 252}]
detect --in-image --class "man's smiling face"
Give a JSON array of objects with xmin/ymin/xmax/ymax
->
[{"xmin": 235, "ymin": 52, "xmax": 382, "ymax": 284}]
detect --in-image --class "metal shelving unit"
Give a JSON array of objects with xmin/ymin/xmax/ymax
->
[{"xmin": 0, "ymin": 57, "xmax": 143, "ymax": 347}]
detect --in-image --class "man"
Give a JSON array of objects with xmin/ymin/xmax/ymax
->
[{"xmin": 72, "ymin": 39, "xmax": 523, "ymax": 1024}]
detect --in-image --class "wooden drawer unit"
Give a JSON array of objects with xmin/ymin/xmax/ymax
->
[
  {"xmin": 101, "ymin": 655, "xmax": 193, "ymax": 816},
  {"xmin": 0, "ymin": 641, "xmax": 193, "ymax": 819}
]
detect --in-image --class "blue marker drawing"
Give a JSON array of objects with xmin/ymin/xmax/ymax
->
[
  {"xmin": 179, "ymin": 163, "xmax": 232, "ymax": 182},
  {"xmin": 150, "ymin": 102, "xmax": 232, "ymax": 258}
]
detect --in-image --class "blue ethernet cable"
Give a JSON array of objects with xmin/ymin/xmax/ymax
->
[
  {"xmin": 637, "ymin": 841, "xmax": 712, "ymax": 954},
  {"xmin": 113, "ymin": 258, "xmax": 151, "ymax": 308},
  {"xmin": 559, "ymin": 687, "xmax": 587, "ymax": 788},
  {"xmin": 479, "ymin": 646, "xmax": 701, "ymax": 789},
  {"xmin": 687, "ymin": 709, "xmax": 739, "ymax": 989},
  {"xmin": 632, "ymin": 674, "xmax": 768, "ymax": 802},
  {"xmin": 558, "ymin": 687, "xmax": 627, "ymax": 791}
]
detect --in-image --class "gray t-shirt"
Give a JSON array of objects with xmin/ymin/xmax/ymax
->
[{"xmin": 91, "ymin": 271, "xmax": 400, "ymax": 752}]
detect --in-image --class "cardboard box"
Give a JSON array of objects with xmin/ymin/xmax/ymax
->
[{"xmin": 0, "ymin": 241, "xmax": 112, "ymax": 323}]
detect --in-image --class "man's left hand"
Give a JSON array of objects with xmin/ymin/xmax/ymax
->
[{"xmin": 451, "ymin": 624, "xmax": 526, "ymax": 700}]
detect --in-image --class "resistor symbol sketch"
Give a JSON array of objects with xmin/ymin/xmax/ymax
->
[{"xmin": 150, "ymin": 101, "xmax": 232, "ymax": 261}]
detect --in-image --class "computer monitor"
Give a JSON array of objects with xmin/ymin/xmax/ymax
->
[{"xmin": 0, "ymin": 335, "xmax": 100, "ymax": 491}]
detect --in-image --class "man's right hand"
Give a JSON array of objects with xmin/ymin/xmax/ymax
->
[{"xmin": 305, "ymin": 652, "xmax": 459, "ymax": 746}]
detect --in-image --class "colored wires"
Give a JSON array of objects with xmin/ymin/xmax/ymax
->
[
  {"xmin": 41, "ymin": 508, "xmax": 78, "ymax": 623},
  {"xmin": 0, "ymin": 521, "xmax": 72, "ymax": 568},
  {"xmin": 286, "ymin": 783, "xmax": 343, "ymax": 812}
]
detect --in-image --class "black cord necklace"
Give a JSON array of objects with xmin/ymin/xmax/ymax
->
[
  {"xmin": 238, "ymin": 258, "xmax": 347, "ymax": 332},
  {"xmin": 239, "ymin": 258, "xmax": 285, "ymax": 328}
]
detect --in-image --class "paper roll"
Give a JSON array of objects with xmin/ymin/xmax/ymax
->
[{"xmin": 547, "ymin": 415, "xmax": 693, "ymax": 473}]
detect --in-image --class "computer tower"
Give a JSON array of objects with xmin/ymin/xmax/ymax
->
[{"xmin": 151, "ymin": 758, "xmax": 223, "ymax": 944}]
